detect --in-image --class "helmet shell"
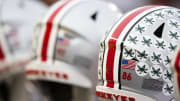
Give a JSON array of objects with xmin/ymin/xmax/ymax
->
[
  {"xmin": 26, "ymin": 0, "xmax": 122, "ymax": 88},
  {"xmin": 97, "ymin": 6, "xmax": 180, "ymax": 101}
]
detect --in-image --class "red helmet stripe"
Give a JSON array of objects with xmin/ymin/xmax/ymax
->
[
  {"xmin": 106, "ymin": 6, "xmax": 160, "ymax": 88},
  {"xmin": 112, "ymin": 6, "xmax": 158, "ymax": 39},
  {"xmin": 0, "ymin": 44, "xmax": 5, "ymax": 60},
  {"xmin": 41, "ymin": 0, "xmax": 72, "ymax": 62},
  {"xmin": 106, "ymin": 39, "xmax": 117, "ymax": 88}
]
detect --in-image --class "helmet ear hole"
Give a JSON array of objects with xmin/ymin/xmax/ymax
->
[
  {"xmin": 153, "ymin": 23, "xmax": 165, "ymax": 38},
  {"xmin": 91, "ymin": 11, "xmax": 98, "ymax": 21}
]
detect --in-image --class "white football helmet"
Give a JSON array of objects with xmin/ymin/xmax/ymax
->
[
  {"xmin": 96, "ymin": 6, "xmax": 180, "ymax": 101},
  {"xmin": 25, "ymin": 0, "xmax": 121, "ymax": 101},
  {"xmin": 171, "ymin": 45, "xmax": 180, "ymax": 101}
]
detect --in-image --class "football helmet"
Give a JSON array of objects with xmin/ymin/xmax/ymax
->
[
  {"xmin": 25, "ymin": 0, "xmax": 121, "ymax": 101},
  {"xmin": 96, "ymin": 6, "xmax": 180, "ymax": 101},
  {"xmin": 171, "ymin": 45, "xmax": 180, "ymax": 101}
]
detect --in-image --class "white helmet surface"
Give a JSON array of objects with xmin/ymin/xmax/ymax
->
[
  {"xmin": 25, "ymin": 0, "xmax": 121, "ymax": 101},
  {"xmin": 96, "ymin": 6, "xmax": 180, "ymax": 101},
  {"xmin": 171, "ymin": 45, "xmax": 180, "ymax": 101},
  {"xmin": 0, "ymin": 0, "xmax": 47, "ymax": 79}
]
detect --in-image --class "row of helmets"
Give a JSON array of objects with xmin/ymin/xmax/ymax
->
[{"xmin": 0, "ymin": 0, "xmax": 180, "ymax": 101}]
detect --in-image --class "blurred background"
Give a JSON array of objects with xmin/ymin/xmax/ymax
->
[
  {"xmin": 112, "ymin": 0, "xmax": 180, "ymax": 12},
  {"xmin": 1, "ymin": 0, "xmax": 180, "ymax": 15}
]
